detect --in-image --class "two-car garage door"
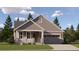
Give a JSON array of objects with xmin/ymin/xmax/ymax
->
[{"xmin": 44, "ymin": 35, "xmax": 63, "ymax": 44}]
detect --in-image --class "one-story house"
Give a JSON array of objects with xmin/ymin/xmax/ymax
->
[{"xmin": 14, "ymin": 15, "xmax": 63, "ymax": 44}]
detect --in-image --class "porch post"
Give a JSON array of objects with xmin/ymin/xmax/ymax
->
[
  {"xmin": 41, "ymin": 31, "xmax": 44, "ymax": 44},
  {"xmin": 14, "ymin": 31, "xmax": 16, "ymax": 40},
  {"xmin": 61, "ymin": 32, "xmax": 63, "ymax": 39},
  {"xmin": 26, "ymin": 32, "xmax": 27, "ymax": 39},
  {"xmin": 59, "ymin": 33, "xmax": 63, "ymax": 39},
  {"xmin": 16, "ymin": 31, "xmax": 19, "ymax": 39},
  {"xmin": 30, "ymin": 32, "xmax": 31, "ymax": 38}
]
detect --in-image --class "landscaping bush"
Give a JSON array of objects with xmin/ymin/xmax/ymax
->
[
  {"xmin": 7, "ymin": 36, "xmax": 14, "ymax": 44},
  {"xmin": 64, "ymin": 38, "xmax": 70, "ymax": 44}
]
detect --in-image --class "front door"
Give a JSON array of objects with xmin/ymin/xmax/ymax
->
[{"xmin": 32, "ymin": 32, "xmax": 41, "ymax": 43}]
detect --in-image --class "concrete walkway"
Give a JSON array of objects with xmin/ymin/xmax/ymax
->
[{"xmin": 49, "ymin": 44, "xmax": 79, "ymax": 51}]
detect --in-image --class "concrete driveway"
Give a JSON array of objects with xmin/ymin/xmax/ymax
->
[{"xmin": 49, "ymin": 44, "xmax": 79, "ymax": 51}]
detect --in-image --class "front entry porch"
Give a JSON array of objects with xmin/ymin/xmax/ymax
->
[{"xmin": 18, "ymin": 31, "xmax": 44, "ymax": 44}]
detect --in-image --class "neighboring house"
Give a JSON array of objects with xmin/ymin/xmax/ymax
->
[{"xmin": 14, "ymin": 15, "xmax": 63, "ymax": 44}]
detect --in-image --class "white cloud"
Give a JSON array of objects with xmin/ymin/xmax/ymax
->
[
  {"xmin": 28, "ymin": 11, "xmax": 35, "ymax": 15},
  {"xmin": 20, "ymin": 10, "xmax": 35, "ymax": 15},
  {"xmin": 19, "ymin": 10, "xmax": 27, "ymax": 14},
  {"xmin": 0, "ymin": 7, "xmax": 37, "ymax": 18},
  {"xmin": 21, "ymin": 7, "xmax": 32, "ymax": 11},
  {"xmin": 67, "ymin": 24, "xmax": 71, "ymax": 28},
  {"xmin": 0, "ymin": 24, "xmax": 4, "ymax": 28},
  {"xmin": 14, "ymin": 17, "xmax": 26, "ymax": 21},
  {"xmin": 1, "ymin": 7, "xmax": 22, "ymax": 14},
  {"xmin": 55, "ymin": 10, "xmax": 60, "ymax": 13},
  {"xmin": 51, "ymin": 10, "xmax": 63, "ymax": 17},
  {"xmin": 25, "ymin": 7, "xmax": 32, "ymax": 11},
  {"xmin": 0, "ymin": 7, "xmax": 32, "ymax": 14}
]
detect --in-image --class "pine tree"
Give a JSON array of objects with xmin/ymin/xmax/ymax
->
[
  {"xmin": 27, "ymin": 13, "xmax": 33, "ymax": 20},
  {"xmin": 3, "ymin": 15, "xmax": 12, "ymax": 42},
  {"xmin": 53, "ymin": 17, "xmax": 61, "ymax": 28},
  {"xmin": 70, "ymin": 25, "xmax": 75, "ymax": 41},
  {"xmin": 17, "ymin": 17, "xmax": 19, "ymax": 21},
  {"xmin": 77, "ymin": 24, "xmax": 79, "ymax": 31},
  {"xmin": 75, "ymin": 24, "xmax": 79, "ymax": 40},
  {"xmin": 70, "ymin": 25, "xmax": 75, "ymax": 32},
  {"xmin": 4, "ymin": 15, "xmax": 12, "ymax": 29}
]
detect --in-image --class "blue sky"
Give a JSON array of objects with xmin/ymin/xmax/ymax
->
[{"xmin": 0, "ymin": 7, "xmax": 79, "ymax": 30}]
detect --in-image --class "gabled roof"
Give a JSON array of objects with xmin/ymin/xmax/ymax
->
[
  {"xmin": 33, "ymin": 15, "xmax": 62, "ymax": 32},
  {"xmin": 14, "ymin": 20, "xmax": 44, "ymax": 31},
  {"xmin": 14, "ymin": 20, "xmax": 25, "ymax": 28},
  {"xmin": 14, "ymin": 15, "xmax": 63, "ymax": 32}
]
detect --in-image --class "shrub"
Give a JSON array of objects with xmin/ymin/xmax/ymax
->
[{"xmin": 7, "ymin": 36, "xmax": 14, "ymax": 44}]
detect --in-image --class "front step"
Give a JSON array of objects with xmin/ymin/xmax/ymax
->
[{"xmin": 35, "ymin": 43, "xmax": 42, "ymax": 45}]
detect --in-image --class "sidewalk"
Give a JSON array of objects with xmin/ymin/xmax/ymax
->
[{"xmin": 49, "ymin": 44, "xmax": 79, "ymax": 51}]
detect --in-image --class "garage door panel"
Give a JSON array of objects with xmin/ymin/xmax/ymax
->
[{"xmin": 44, "ymin": 35, "xmax": 63, "ymax": 44}]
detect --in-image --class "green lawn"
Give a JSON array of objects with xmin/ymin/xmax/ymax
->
[
  {"xmin": 73, "ymin": 44, "xmax": 79, "ymax": 48},
  {"xmin": 0, "ymin": 44, "xmax": 52, "ymax": 50},
  {"xmin": 71, "ymin": 40, "xmax": 79, "ymax": 48}
]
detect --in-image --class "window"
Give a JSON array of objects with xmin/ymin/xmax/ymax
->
[
  {"xmin": 19, "ymin": 32, "xmax": 22, "ymax": 38},
  {"xmin": 27, "ymin": 32, "xmax": 30, "ymax": 38},
  {"xmin": 23, "ymin": 31, "xmax": 26, "ymax": 37}
]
